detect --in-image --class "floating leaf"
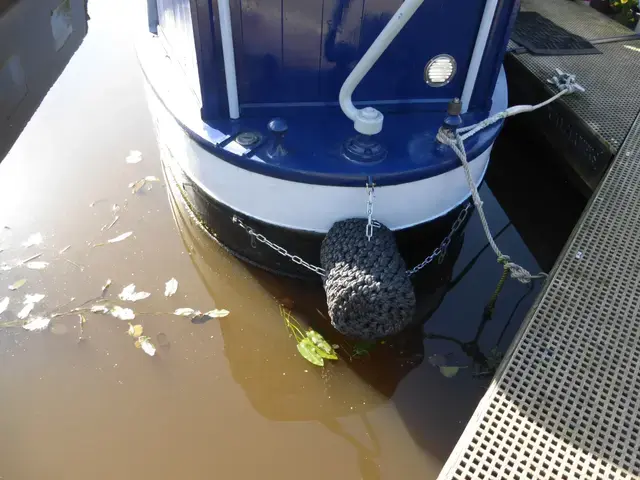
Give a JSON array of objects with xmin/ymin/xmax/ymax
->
[
  {"xmin": 174, "ymin": 308, "xmax": 198, "ymax": 316},
  {"xmin": 125, "ymin": 150, "xmax": 142, "ymax": 164},
  {"xmin": 127, "ymin": 323, "xmax": 143, "ymax": 338},
  {"xmin": 0, "ymin": 297, "xmax": 8, "ymax": 314},
  {"xmin": 24, "ymin": 294, "xmax": 45, "ymax": 304},
  {"xmin": 138, "ymin": 336, "xmax": 156, "ymax": 356},
  {"xmin": 22, "ymin": 233, "xmax": 43, "ymax": 247},
  {"xmin": 129, "ymin": 179, "xmax": 146, "ymax": 194},
  {"xmin": 439, "ymin": 366, "xmax": 465, "ymax": 378},
  {"xmin": 23, "ymin": 316, "xmax": 51, "ymax": 331},
  {"xmin": 134, "ymin": 339, "xmax": 142, "ymax": 348},
  {"xmin": 91, "ymin": 304, "xmax": 110, "ymax": 313},
  {"xmin": 164, "ymin": 278, "xmax": 178, "ymax": 297},
  {"xmin": 118, "ymin": 284, "xmax": 150, "ymax": 302},
  {"xmin": 110, "ymin": 306, "xmax": 135, "ymax": 321},
  {"xmin": 107, "ymin": 232, "xmax": 132, "ymax": 243},
  {"xmin": 203, "ymin": 309, "xmax": 229, "ymax": 318},
  {"xmin": 26, "ymin": 261, "xmax": 49, "ymax": 270},
  {"xmin": 17, "ymin": 303, "xmax": 35, "ymax": 319},
  {"xmin": 297, "ymin": 338, "xmax": 324, "ymax": 366},
  {"xmin": 58, "ymin": 245, "xmax": 71, "ymax": 254},
  {"xmin": 306, "ymin": 330, "xmax": 338, "ymax": 360},
  {"xmin": 8, "ymin": 279, "xmax": 26, "ymax": 291},
  {"xmin": 101, "ymin": 279, "xmax": 112, "ymax": 296}
]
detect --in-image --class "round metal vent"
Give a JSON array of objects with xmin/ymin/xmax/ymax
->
[{"xmin": 424, "ymin": 55, "xmax": 457, "ymax": 87}]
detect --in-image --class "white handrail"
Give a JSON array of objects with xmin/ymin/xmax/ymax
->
[
  {"xmin": 217, "ymin": 0, "xmax": 240, "ymax": 119},
  {"xmin": 460, "ymin": 0, "xmax": 500, "ymax": 113},
  {"xmin": 339, "ymin": 0, "xmax": 425, "ymax": 135}
]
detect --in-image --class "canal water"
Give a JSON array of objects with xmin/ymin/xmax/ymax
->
[{"xmin": 0, "ymin": 1, "xmax": 586, "ymax": 478}]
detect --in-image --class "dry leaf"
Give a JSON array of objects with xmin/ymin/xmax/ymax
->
[
  {"xmin": 23, "ymin": 316, "xmax": 51, "ymax": 331},
  {"xmin": 174, "ymin": 308, "xmax": 198, "ymax": 316},
  {"xmin": 129, "ymin": 179, "xmax": 146, "ymax": 194},
  {"xmin": 17, "ymin": 303, "xmax": 35, "ymax": 319},
  {"xmin": 203, "ymin": 309, "xmax": 230, "ymax": 318},
  {"xmin": 22, "ymin": 233, "xmax": 43, "ymax": 247},
  {"xmin": 26, "ymin": 261, "xmax": 49, "ymax": 270},
  {"xmin": 164, "ymin": 278, "xmax": 178, "ymax": 297},
  {"xmin": 101, "ymin": 279, "xmax": 112, "ymax": 296},
  {"xmin": 110, "ymin": 306, "xmax": 135, "ymax": 321},
  {"xmin": 107, "ymin": 232, "xmax": 132, "ymax": 243},
  {"xmin": 126, "ymin": 150, "xmax": 142, "ymax": 164},
  {"xmin": 0, "ymin": 297, "xmax": 8, "ymax": 314},
  {"xmin": 8, "ymin": 279, "xmax": 26, "ymax": 291},
  {"xmin": 118, "ymin": 284, "xmax": 150, "ymax": 302},
  {"xmin": 24, "ymin": 294, "xmax": 45, "ymax": 304},
  {"xmin": 91, "ymin": 304, "xmax": 110, "ymax": 313},
  {"xmin": 127, "ymin": 323, "xmax": 143, "ymax": 338},
  {"xmin": 138, "ymin": 336, "xmax": 156, "ymax": 356}
]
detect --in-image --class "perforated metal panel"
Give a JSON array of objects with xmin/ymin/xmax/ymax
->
[
  {"xmin": 439, "ymin": 111, "xmax": 640, "ymax": 480},
  {"xmin": 509, "ymin": 0, "xmax": 640, "ymax": 152}
]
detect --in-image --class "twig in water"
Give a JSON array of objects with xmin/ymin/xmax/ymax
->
[
  {"xmin": 63, "ymin": 258, "xmax": 85, "ymax": 271},
  {"xmin": 19, "ymin": 253, "xmax": 43, "ymax": 265}
]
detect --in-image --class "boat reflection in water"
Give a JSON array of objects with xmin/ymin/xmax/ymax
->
[
  {"xmin": 0, "ymin": 0, "xmax": 88, "ymax": 159},
  {"xmin": 164, "ymin": 139, "xmax": 488, "ymax": 475}
]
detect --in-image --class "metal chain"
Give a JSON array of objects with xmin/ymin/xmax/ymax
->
[
  {"xmin": 365, "ymin": 181, "xmax": 377, "ymax": 241},
  {"xmin": 232, "ymin": 216, "xmax": 326, "ymax": 276},
  {"xmin": 232, "ymin": 202, "xmax": 471, "ymax": 279},
  {"xmin": 406, "ymin": 202, "xmax": 472, "ymax": 276}
]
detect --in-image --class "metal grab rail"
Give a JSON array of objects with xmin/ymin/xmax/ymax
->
[{"xmin": 338, "ymin": 0, "xmax": 425, "ymax": 136}]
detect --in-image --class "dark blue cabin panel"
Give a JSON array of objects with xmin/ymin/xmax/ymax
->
[
  {"xmin": 156, "ymin": 0, "xmax": 201, "ymax": 102},
  {"xmin": 355, "ymin": 0, "xmax": 483, "ymax": 103},
  {"xmin": 236, "ymin": 0, "xmax": 284, "ymax": 104},
  {"xmin": 281, "ymin": 0, "xmax": 325, "ymax": 103},
  {"xmin": 319, "ymin": 0, "xmax": 365, "ymax": 103},
  {"xmin": 232, "ymin": 0, "xmax": 486, "ymax": 107}
]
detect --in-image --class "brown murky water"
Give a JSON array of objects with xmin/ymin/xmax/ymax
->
[{"xmin": 0, "ymin": 1, "xmax": 585, "ymax": 479}]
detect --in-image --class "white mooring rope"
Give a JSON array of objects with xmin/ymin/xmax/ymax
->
[{"xmin": 437, "ymin": 69, "xmax": 585, "ymax": 283}]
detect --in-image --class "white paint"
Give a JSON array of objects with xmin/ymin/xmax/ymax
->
[
  {"xmin": 217, "ymin": 0, "xmax": 239, "ymax": 119},
  {"xmin": 138, "ymin": 34, "xmax": 508, "ymax": 233},
  {"xmin": 338, "ymin": 0, "xmax": 425, "ymax": 135},
  {"xmin": 460, "ymin": 0, "xmax": 500, "ymax": 113}
]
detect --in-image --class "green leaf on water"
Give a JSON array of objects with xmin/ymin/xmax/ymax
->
[
  {"xmin": 8, "ymin": 279, "xmax": 26, "ymax": 291},
  {"xmin": 306, "ymin": 329, "xmax": 338, "ymax": 360},
  {"xmin": 297, "ymin": 338, "xmax": 324, "ymax": 366},
  {"xmin": 439, "ymin": 366, "xmax": 466, "ymax": 378}
]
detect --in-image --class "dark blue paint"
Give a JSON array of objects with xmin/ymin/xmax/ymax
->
[
  {"xmin": 469, "ymin": 0, "xmax": 521, "ymax": 111},
  {"xmin": 158, "ymin": 0, "xmax": 519, "ymax": 118}
]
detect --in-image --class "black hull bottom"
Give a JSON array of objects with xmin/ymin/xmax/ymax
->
[{"xmin": 163, "ymin": 157, "xmax": 472, "ymax": 281}]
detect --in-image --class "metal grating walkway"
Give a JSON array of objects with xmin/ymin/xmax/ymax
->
[
  {"xmin": 509, "ymin": 0, "xmax": 640, "ymax": 153},
  {"xmin": 439, "ymin": 111, "xmax": 640, "ymax": 480}
]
